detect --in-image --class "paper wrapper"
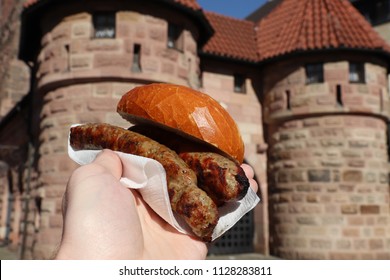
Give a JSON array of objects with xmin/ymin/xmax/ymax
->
[{"xmin": 68, "ymin": 127, "xmax": 260, "ymax": 241}]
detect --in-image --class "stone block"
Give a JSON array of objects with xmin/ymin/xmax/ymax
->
[
  {"xmin": 161, "ymin": 62, "xmax": 175, "ymax": 74},
  {"xmin": 49, "ymin": 100, "xmax": 68, "ymax": 114},
  {"xmin": 92, "ymin": 83, "xmax": 112, "ymax": 97},
  {"xmin": 296, "ymin": 216, "xmax": 318, "ymax": 225},
  {"xmin": 71, "ymin": 22, "xmax": 91, "ymax": 38},
  {"xmin": 341, "ymin": 204, "xmax": 358, "ymax": 214},
  {"xmin": 330, "ymin": 252, "xmax": 360, "ymax": 260},
  {"xmin": 342, "ymin": 170, "xmax": 363, "ymax": 182},
  {"xmin": 117, "ymin": 11, "xmax": 142, "ymax": 21},
  {"xmin": 308, "ymin": 169, "xmax": 331, "ymax": 182},
  {"xmin": 87, "ymin": 98, "xmax": 117, "ymax": 111},
  {"xmin": 149, "ymin": 27, "xmax": 165, "ymax": 41},
  {"xmin": 52, "ymin": 24, "xmax": 70, "ymax": 41},
  {"xmin": 310, "ymin": 238, "xmax": 332, "ymax": 249},
  {"xmin": 117, "ymin": 23, "xmax": 131, "ymax": 38},
  {"xmin": 142, "ymin": 58, "xmax": 159, "ymax": 72},
  {"xmin": 369, "ymin": 239, "xmax": 384, "ymax": 250},
  {"xmin": 94, "ymin": 53, "xmax": 131, "ymax": 68},
  {"xmin": 360, "ymin": 205, "xmax": 380, "ymax": 215},
  {"xmin": 70, "ymin": 54, "xmax": 93, "ymax": 70},
  {"xmin": 322, "ymin": 216, "xmax": 344, "ymax": 225},
  {"xmin": 342, "ymin": 227, "xmax": 360, "ymax": 237},
  {"xmin": 86, "ymin": 40, "xmax": 121, "ymax": 52}
]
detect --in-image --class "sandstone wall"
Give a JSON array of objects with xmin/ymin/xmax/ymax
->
[
  {"xmin": 263, "ymin": 55, "xmax": 390, "ymax": 259},
  {"xmin": 201, "ymin": 69, "xmax": 267, "ymax": 253}
]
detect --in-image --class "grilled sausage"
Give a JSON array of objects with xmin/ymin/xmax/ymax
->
[
  {"xmin": 69, "ymin": 123, "xmax": 218, "ymax": 241},
  {"xmin": 179, "ymin": 152, "xmax": 249, "ymax": 205},
  {"xmin": 129, "ymin": 125, "xmax": 249, "ymax": 204}
]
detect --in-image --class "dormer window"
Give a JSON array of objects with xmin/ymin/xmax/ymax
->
[
  {"xmin": 305, "ymin": 63, "xmax": 323, "ymax": 84},
  {"xmin": 167, "ymin": 23, "xmax": 183, "ymax": 50},
  {"xmin": 93, "ymin": 13, "xmax": 116, "ymax": 38},
  {"xmin": 349, "ymin": 62, "xmax": 365, "ymax": 83},
  {"xmin": 234, "ymin": 74, "xmax": 246, "ymax": 93}
]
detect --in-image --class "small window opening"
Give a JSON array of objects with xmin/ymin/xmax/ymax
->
[
  {"xmin": 336, "ymin": 84, "xmax": 343, "ymax": 106},
  {"xmin": 132, "ymin": 44, "xmax": 141, "ymax": 73},
  {"xmin": 305, "ymin": 63, "xmax": 324, "ymax": 84},
  {"xmin": 167, "ymin": 23, "xmax": 183, "ymax": 50},
  {"xmin": 93, "ymin": 13, "xmax": 116, "ymax": 39},
  {"xmin": 234, "ymin": 74, "xmax": 246, "ymax": 93},
  {"xmin": 286, "ymin": 90, "xmax": 291, "ymax": 110},
  {"xmin": 349, "ymin": 62, "xmax": 365, "ymax": 83}
]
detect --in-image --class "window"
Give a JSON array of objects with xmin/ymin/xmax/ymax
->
[
  {"xmin": 234, "ymin": 74, "xmax": 246, "ymax": 93},
  {"xmin": 336, "ymin": 84, "xmax": 343, "ymax": 106},
  {"xmin": 93, "ymin": 13, "xmax": 115, "ymax": 38},
  {"xmin": 167, "ymin": 23, "xmax": 183, "ymax": 50},
  {"xmin": 286, "ymin": 90, "xmax": 291, "ymax": 110},
  {"xmin": 132, "ymin": 44, "xmax": 141, "ymax": 73},
  {"xmin": 305, "ymin": 63, "xmax": 324, "ymax": 84},
  {"xmin": 349, "ymin": 62, "xmax": 365, "ymax": 83}
]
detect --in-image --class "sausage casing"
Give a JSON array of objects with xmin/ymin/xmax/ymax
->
[
  {"xmin": 179, "ymin": 152, "xmax": 249, "ymax": 204},
  {"xmin": 129, "ymin": 125, "xmax": 250, "ymax": 205},
  {"xmin": 70, "ymin": 123, "xmax": 218, "ymax": 241}
]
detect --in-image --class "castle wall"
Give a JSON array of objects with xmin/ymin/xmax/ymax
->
[
  {"xmin": 28, "ymin": 4, "xmax": 204, "ymax": 258},
  {"xmin": 0, "ymin": 0, "xmax": 30, "ymax": 118},
  {"xmin": 200, "ymin": 61, "xmax": 268, "ymax": 253},
  {"xmin": 22, "ymin": 3, "xmax": 268, "ymax": 257},
  {"xmin": 263, "ymin": 55, "xmax": 390, "ymax": 259}
]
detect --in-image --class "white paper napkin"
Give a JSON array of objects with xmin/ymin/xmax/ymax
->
[{"xmin": 68, "ymin": 128, "xmax": 260, "ymax": 241}]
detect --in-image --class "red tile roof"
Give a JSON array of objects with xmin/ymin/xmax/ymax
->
[
  {"xmin": 24, "ymin": 0, "xmax": 201, "ymax": 10},
  {"xmin": 173, "ymin": 0, "xmax": 201, "ymax": 10},
  {"xmin": 256, "ymin": 0, "xmax": 390, "ymax": 61},
  {"xmin": 22, "ymin": 0, "xmax": 390, "ymax": 63},
  {"xmin": 202, "ymin": 11, "xmax": 258, "ymax": 62}
]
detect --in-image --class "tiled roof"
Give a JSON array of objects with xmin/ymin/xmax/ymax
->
[
  {"xmin": 201, "ymin": 11, "xmax": 258, "ymax": 62},
  {"xmin": 256, "ymin": 0, "xmax": 390, "ymax": 61},
  {"xmin": 22, "ymin": 0, "xmax": 390, "ymax": 63},
  {"xmin": 173, "ymin": 0, "xmax": 201, "ymax": 10},
  {"xmin": 24, "ymin": 0, "xmax": 201, "ymax": 10}
]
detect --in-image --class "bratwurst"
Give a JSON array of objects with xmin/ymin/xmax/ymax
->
[
  {"xmin": 129, "ymin": 124, "xmax": 249, "ymax": 205},
  {"xmin": 70, "ymin": 123, "xmax": 219, "ymax": 241}
]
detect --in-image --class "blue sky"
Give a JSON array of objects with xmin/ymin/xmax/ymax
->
[{"xmin": 197, "ymin": 0, "xmax": 268, "ymax": 19}]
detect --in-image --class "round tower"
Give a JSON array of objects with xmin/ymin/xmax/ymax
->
[
  {"xmin": 19, "ymin": 0, "xmax": 212, "ymax": 259},
  {"xmin": 258, "ymin": 0, "xmax": 390, "ymax": 259}
]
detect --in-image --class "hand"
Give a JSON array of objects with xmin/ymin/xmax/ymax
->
[{"xmin": 55, "ymin": 149, "xmax": 258, "ymax": 260}]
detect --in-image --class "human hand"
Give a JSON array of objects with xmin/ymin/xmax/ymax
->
[{"xmin": 55, "ymin": 149, "xmax": 258, "ymax": 260}]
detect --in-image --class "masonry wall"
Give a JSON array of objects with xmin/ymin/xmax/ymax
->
[
  {"xmin": 23, "ymin": 3, "xmax": 203, "ymax": 257},
  {"xmin": 0, "ymin": 0, "xmax": 30, "ymax": 118},
  {"xmin": 25, "ymin": 4, "xmax": 268, "ymax": 258},
  {"xmin": 200, "ymin": 61, "xmax": 267, "ymax": 253},
  {"xmin": 263, "ymin": 54, "xmax": 390, "ymax": 259}
]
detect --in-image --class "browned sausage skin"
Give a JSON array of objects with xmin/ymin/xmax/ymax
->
[
  {"xmin": 69, "ymin": 123, "xmax": 218, "ymax": 241},
  {"xmin": 179, "ymin": 152, "xmax": 249, "ymax": 205},
  {"xmin": 129, "ymin": 125, "xmax": 250, "ymax": 205}
]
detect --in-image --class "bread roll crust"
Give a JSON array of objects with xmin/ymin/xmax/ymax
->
[{"xmin": 117, "ymin": 83, "xmax": 245, "ymax": 163}]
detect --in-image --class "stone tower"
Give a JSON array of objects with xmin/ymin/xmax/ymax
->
[
  {"xmin": 18, "ymin": 0, "xmax": 213, "ymax": 259},
  {"xmin": 258, "ymin": 0, "xmax": 390, "ymax": 259}
]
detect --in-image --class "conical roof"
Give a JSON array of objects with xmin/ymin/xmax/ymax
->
[{"xmin": 256, "ymin": 0, "xmax": 390, "ymax": 61}]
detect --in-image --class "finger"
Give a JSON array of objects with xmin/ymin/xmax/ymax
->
[
  {"xmin": 65, "ymin": 149, "xmax": 123, "ymax": 198},
  {"xmin": 92, "ymin": 149, "xmax": 123, "ymax": 180},
  {"xmin": 241, "ymin": 163, "xmax": 258, "ymax": 193},
  {"xmin": 241, "ymin": 163, "xmax": 254, "ymax": 178}
]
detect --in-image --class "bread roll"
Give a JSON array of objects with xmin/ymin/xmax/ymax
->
[{"xmin": 117, "ymin": 83, "xmax": 245, "ymax": 163}]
